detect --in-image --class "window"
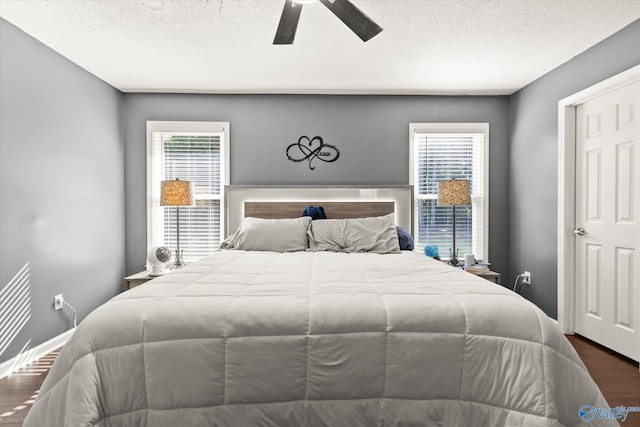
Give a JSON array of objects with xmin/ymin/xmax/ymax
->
[
  {"xmin": 409, "ymin": 123, "xmax": 488, "ymax": 261},
  {"xmin": 147, "ymin": 121, "xmax": 229, "ymax": 263}
]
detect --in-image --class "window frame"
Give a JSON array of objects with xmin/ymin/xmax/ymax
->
[
  {"xmin": 409, "ymin": 123, "xmax": 489, "ymax": 261},
  {"xmin": 146, "ymin": 121, "xmax": 230, "ymax": 260}
]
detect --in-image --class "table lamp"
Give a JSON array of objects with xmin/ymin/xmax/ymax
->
[
  {"xmin": 437, "ymin": 178, "xmax": 471, "ymax": 267},
  {"xmin": 160, "ymin": 178, "xmax": 194, "ymax": 269}
]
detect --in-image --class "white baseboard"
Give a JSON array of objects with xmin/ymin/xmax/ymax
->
[{"xmin": 0, "ymin": 328, "xmax": 75, "ymax": 379}]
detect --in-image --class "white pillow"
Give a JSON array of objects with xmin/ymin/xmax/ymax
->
[
  {"xmin": 307, "ymin": 213, "xmax": 400, "ymax": 254},
  {"xmin": 227, "ymin": 216, "xmax": 311, "ymax": 252}
]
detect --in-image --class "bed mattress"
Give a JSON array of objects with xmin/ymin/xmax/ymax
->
[{"xmin": 24, "ymin": 250, "xmax": 615, "ymax": 426}]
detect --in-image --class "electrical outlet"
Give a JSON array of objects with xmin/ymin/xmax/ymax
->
[
  {"xmin": 53, "ymin": 294, "xmax": 64, "ymax": 311},
  {"xmin": 523, "ymin": 271, "xmax": 531, "ymax": 285}
]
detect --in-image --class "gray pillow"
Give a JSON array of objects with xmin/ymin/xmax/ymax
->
[
  {"xmin": 307, "ymin": 213, "xmax": 400, "ymax": 254},
  {"xmin": 227, "ymin": 216, "xmax": 311, "ymax": 252}
]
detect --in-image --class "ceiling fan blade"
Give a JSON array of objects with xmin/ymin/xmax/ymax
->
[
  {"xmin": 318, "ymin": 0, "xmax": 382, "ymax": 42},
  {"xmin": 274, "ymin": 0, "xmax": 303, "ymax": 44}
]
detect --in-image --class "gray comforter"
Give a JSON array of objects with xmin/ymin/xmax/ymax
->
[{"xmin": 24, "ymin": 251, "xmax": 615, "ymax": 426}]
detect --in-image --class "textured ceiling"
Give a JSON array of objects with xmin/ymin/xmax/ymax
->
[{"xmin": 1, "ymin": 0, "xmax": 639, "ymax": 95}]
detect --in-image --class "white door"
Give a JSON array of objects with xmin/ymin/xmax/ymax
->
[{"xmin": 575, "ymin": 80, "xmax": 640, "ymax": 362}]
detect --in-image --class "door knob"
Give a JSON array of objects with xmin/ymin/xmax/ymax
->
[{"xmin": 573, "ymin": 227, "xmax": 588, "ymax": 236}]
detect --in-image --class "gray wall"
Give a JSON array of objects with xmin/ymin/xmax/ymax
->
[
  {"xmin": 0, "ymin": 19, "xmax": 125, "ymax": 364},
  {"xmin": 124, "ymin": 94, "xmax": 510, "ymax": 279},
  {"xmin": 9, "ymin": 14, "xmax": 635, "ymax": 362},
  {"xmin": 509, "ymin": 19, "xmax": 640, "ymax": 318}
]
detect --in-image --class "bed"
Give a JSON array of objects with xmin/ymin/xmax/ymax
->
[{"xmin": 24, "ymin": 190, "xmax": 615, "ymax": 427}]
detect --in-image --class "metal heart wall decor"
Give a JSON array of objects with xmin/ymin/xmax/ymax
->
[{"xmin": 286, "ymin": 136, "xmax": 340, "ymax": 170}]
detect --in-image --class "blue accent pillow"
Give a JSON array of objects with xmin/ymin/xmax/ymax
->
[
  {"xmin": 425, "ymin": 245, "xmax": 439, "ymax": 259},
  {"xmin": 302, "ymin": 206, "xmax": 327, "ymax": 220},
  {"xmin": 396, "ymin": 226, "xmax": 414, "ymax": 250}
]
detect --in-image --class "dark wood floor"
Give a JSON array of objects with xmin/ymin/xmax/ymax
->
[
  {"xmin": 565, "ymin": 335, "xmax": 640, "ymax": 426},
  {"xmin": 0, "ymin": 348, "xmax": 60, "ymax": 427},
  {"xmin": 1, "ymin": 336, "xmax": 638, "ymax": 426}
]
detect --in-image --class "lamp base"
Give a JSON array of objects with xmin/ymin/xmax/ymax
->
[
  {"xmin": 170, "ymin": 249, "xmax": 186, "ymax": 270},
  {"xmin": 448, "ymin": 248, "xmax": 461, "ymax": 267}
]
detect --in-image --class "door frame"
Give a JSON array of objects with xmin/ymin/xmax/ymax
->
[{"xmin": 557, "ymin": 64, "xmax": 640, "ymax": 334}]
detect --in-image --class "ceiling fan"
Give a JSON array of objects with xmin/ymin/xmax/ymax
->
[{"xmin": 274, "ymin": 0, "xmax": 383, "ymax": 44}]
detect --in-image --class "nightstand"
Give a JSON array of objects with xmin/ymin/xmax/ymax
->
[
  {"xmin": 477, "ymin": 271, "xmax": 501, "ymax": 285},
  {"xmin": 123, "ymin": 271, "xmax": 155, "ymax": 290}
]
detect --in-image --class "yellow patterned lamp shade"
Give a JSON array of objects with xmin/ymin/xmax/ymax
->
[
  {"xmin": 160, "ymin": 179, "xmax": 194, "ymax": 206},
  {"xmin": 437, "ymin": 179, "xmax": 471, "ymax": 206}
]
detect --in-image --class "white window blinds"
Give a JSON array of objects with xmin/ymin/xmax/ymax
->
[
  {"xmin": 148, "ymin": 122, "xmax": 228, "ymax": 263},
  {"xmin": 410, "ymin": 124, "xmax": 488, "ymax": 261}
]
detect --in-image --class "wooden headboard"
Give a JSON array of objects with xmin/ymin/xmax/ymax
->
[
  {"xmin": 244, "ymin": 201, "xmax": 394, "ymax": 220},
  {"xmin": 225, "ymin": 186, "xmax": 413, "ymax": 236}
]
